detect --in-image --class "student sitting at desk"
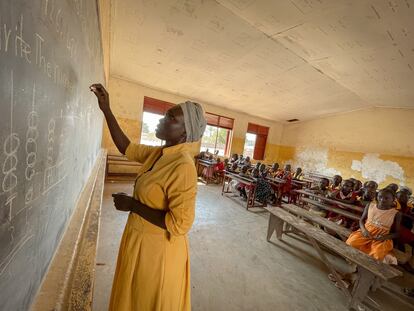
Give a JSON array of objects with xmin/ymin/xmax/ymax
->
[
  {"xmin": 230, "ymin": 153, "xmax": 238, "ymax": 164},
  {"xmin": 385, "ymin": 183, "xmax": 403, "ymax": 210},
  {"xmin": 251, "ymin": 167, "xmax": 273, "ymax": 204},
  {"xmin": 228, "ymin": 162, "xmax": 239, "ymax": 173},
  {"xmin": 356, "ymin": 187, "xmax": 376, "ymax": 208},
  {"xmin": 308, "ymin": 178, "xmax": 330, "ymax": 217},
  {"xmin": 386, "ymin": 183, "xmax": 399, "ymax": 194},
  {"xmin": 213, "ymin": 158, "xmax": 225, "ymax": 183},
  {"xmin": 329, "ymin": 175, "xmax": 343, "ymax": 193},
  {"xmin": 259, "ymin": 163, "xmax": 268, "ymax": 178},
  {"xmin": 309, "ymin": 178, "xmax": 330, "ymax": 196},
  {"xmin": 346, "ymin": 188, "xmax": 401, "ymax": 262},
  {"xmin": 364, "ymin": 180, "xmax": 379, "ymax": 192},
  {"xmin": 395, "ymin": 191, "xmax": 414, "ymax": 250},
  {"xmin": 223, "ymin": 158, "xmax": 229, "ymax": 170},
  {"xmin": 236, "ymin": 154, "xmax": 244, "ymax": 165},
  {"xmin": 275, "ymin": 164, "xmax": 293, "ymax": 204},
  {"xmin": 236, "ymin": 165, "xmax": 250, "ymax": 200},
  {"xmin": 329, "ymin": 179, "xmax": 357, "ymax": 204},
  {"xmin": 292, "ymin": 167, "xmax": 304, "ymax": 180},
  {"xmin": 328, "ymin": 179, "xmax": 358, "ymax": 227},
  {"xmin": 268, "ymin": 163, "xmax": 280, "ymax": 178},
  {"xmin": 400, "ymin": 186, "xmax": 413, "ymax": 205},
  {"xmin": 244, "ymin": 156, "xmax": 252, "ymax": 167},
  {"xmin": 352, "ymin": 179, "xmax": 363, "ymax": 196}
]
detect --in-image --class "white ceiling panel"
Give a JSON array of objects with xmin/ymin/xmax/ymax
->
[{"xmin": 109, "ymin": 0, "xmax": 414, "ymax": 121}]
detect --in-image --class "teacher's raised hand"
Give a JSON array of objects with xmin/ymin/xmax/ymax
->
[{"xmin": 90, "ymin": 83, "xmax": 110, "ymax": 113}]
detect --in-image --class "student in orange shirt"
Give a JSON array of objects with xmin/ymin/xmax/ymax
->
[{"xmin": 346, "ymin": 188, "xmax": 401, "ymax": 261}]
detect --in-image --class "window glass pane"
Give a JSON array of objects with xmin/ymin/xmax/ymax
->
[
  {"xmin": 243, "ymin": 133, "xmax": 257, "ymax": 158},
  {"xmin": 200, "ymin": 125, "xmax": 218, "ymax": 153},
  {"xmin": 140, "ymin": 111, "xmax": 163, "ymax": 146},
  {"xmin": 216, "ymin": 128, "xmax": 230, "ymax": 156}
]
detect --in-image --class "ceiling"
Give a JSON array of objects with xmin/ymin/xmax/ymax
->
[{"xmin": 109, "ymin": 0, "xmax": 414, "ymax": 122}]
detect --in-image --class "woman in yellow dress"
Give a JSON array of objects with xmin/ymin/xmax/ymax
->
[{"xmin": 90, "ymin": 84, "xmax": 206, "ymax": 311}]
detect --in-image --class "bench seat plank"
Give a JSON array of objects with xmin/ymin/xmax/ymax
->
[
  {"xmin": 282, "ymin": 204, "xmax": 351, "ymax": 239},
  {"xmin": 265, "ymin": 206, "xmax": 401, "ymax": 280},
  {"xmin": 301, "ymin": 197, "xmax": 360, "ymax": 221}
]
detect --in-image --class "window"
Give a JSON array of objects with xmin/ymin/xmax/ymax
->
[
  {"xmin": 140, "ymin": 111, "xmax": 164, "ymax": 146},
  {"xmin": 243, "ymin": 133, "xmax": 257, "ymax": 158},
  {"xmin": 140, "ymin": 98, "xmax": 234, "ymax": 155},
  {"xmin": 200, "ymin": 112, "xmax": 234, "ymax": 156},
  {"xmin": 244, "ymin": 123, "xmax": 269, "ymax": 160},
  {"xmin": 140, "ymin": 97, "xmax": 175, "ymax": 146}
]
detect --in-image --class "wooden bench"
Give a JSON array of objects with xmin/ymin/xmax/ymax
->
[
  {"xmin": 282, "ymin": 203, "xmax": 411, "ymax": 264},
  {"xmin": 295, "ymin": 189, "xmax": 363, "ymax": 213},
  {"xmin": 282, "ymin": 203, "xmax": 351, "ymax": 240},
  {"xmin": 301, "ymin": 197, "xmax": 360, "ymax": 221},
  {"xmin": 292, "ymin": 179, "xmax": 311, "ymax": 189},
  {"xmin": 222, "ymin": 171, "xmax": 258, "ymax": 209},
  {"xmin": 106, "ymin": 154, "xmax": 142, "ymax": 181},
  {"xmin": 196, "ymin": 159, "xmax": 216, "ymax": 184},
  {"xmin": 265, "ymin": 206, "xmax": 402, "ymax": 310}
]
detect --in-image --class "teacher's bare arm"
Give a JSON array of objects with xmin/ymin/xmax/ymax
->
[{"xmin": 90, "ymin": 83, "xmax": 130, "ymax": 154}]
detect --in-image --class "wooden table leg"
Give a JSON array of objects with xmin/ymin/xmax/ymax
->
[
  {"xmin": 348, "ymin": 267, "xmax": 376, "ymax": 311},
  {"xmin": 307, "ymin": 236, "xmax": 353, "ymax": 300},
  {"xmin": 267, "ymin": 214, "xmax": 284, "ymax": 241},
  {"xmin": 247, "ymin": 185, "xmax": 256, "ymax": 209}
]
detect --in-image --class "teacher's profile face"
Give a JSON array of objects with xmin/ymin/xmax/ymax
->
[{"xmin": 156, "ymin": 106, "xmax": 186, "ymax": 142}]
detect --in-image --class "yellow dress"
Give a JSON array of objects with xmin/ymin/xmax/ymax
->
[{"xmin": 109, "ymin": 142, "xmax": 198, "ymax": 311}]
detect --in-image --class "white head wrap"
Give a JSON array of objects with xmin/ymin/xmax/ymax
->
[{"xmin": 179, "ymin": 101, "xmax": 207, "ymax": 142}]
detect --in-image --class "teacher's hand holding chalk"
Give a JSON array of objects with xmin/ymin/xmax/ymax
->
[{"xmin": 90, "ymin": 83, "xmax": 110, "ymax": 113}]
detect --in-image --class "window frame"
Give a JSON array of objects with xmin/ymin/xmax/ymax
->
[{"xmin": 245, "ymin": 122, "xmax": 269, "ymax": 160}]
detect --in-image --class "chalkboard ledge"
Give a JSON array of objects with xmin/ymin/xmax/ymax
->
[{"xmin": 31, "ymin": 150, "xmax": 107, "ymax": 310}]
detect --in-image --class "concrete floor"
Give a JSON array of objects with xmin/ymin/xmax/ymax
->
[{"xmin": 93, "ymin": 182, "xmax": 414, "ymax": 311}]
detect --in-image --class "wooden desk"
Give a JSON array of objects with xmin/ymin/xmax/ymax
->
[
  {"xmin": 265, "ymin": 206, "xmax": 401, "ymax": 310},
  {"xmin": 300, "ymin": 197, "xmax": 360, "ymax": 221},
  {"xmin": 196, "ymin": 159, "xmax": 216, "ymax": 184},
  {"xmin": 222, "ymin": 171, "xmax": 257, "ymax": 209},
  {"xmin": 295, "ymin": 189, "xmax": 363, "ymax": 213},
  {"xmin": 292, "ymin": 179, "xmax": 312, "ymax": 189}
]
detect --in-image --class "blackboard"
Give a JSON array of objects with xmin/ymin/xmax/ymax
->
[{"xmin": 0, "ymin": 1, "xmax": 104, "ymax": 309}]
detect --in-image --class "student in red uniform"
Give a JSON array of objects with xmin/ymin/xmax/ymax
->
[
  {"xmin": 328, "ymin": 179, "xmax": 358, "ymax": 227},
  {"xmin": 268, "ymin": 163, "xmax": 280, "ymax": 178},
  {"xmin": 395, "ymin": 191, "xmax": 414, "ymax": 248},
  {"xmin": 275, "ymin": 164, "xmax": 293, "ymax": 204},
  {"xmin": 329, "ymin": 179, "xmax": 358, "ymax": 204},
  {"xmin": 213, "ymin": 158, "xmax": 225, "ymax": 183},
  {"xmin": 353, "ymin": 179, "xmax": 363, "ymax": 192},
  {"xmin": 329, "ymin": 175, "xmax": 343, "ymax": 193}
]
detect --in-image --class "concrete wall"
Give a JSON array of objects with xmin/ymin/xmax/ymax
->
[
  {"xmin": 278, "ymin": 108, "xmax": 414, "ymax": 188},
  {"xmin": 103, "ymin": 76, "xmax": 284, "ymax": 163},
  {"xmin": 102, "ymin": 76, "xmax": 414, "ymax": 189}
]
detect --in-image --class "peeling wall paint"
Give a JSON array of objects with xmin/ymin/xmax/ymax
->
[
  {"xmin": 288, "ymin": 147, "xmax": 342, "ymax": 177},
  {"xmin": 351, "ymin": 154, "xmax": 405, "ymax": 185}
]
